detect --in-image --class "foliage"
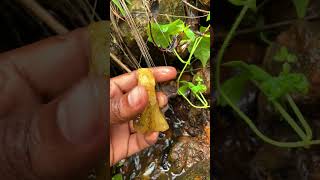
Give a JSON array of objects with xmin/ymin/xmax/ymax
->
[
  {"xmin": 292, "ymin": 0, "xmax": 309, "ymax": 18},
  {"xmin": 217, "ymin": 72, "xmax": 248, "ymax": 106},
  {"xmin": 111, "ymin": 0, "xmax": 131, "ymax": 16},
  {"xmin": 147, "ymin": 17, "xmax": 210, "ymax": 108},
  {"xmin": 178, "ymin": 76, "xmax": 209, "ymax": 108},
  {"xmin": 274, "ymin": 46, "xmax": 297, "ymax": 63},
  {"xmin": 188, "ymin": 27, "xmax": 210, "ymax": 67},
  {"xmin": 215, "ymin": 0, "xmax": 320, "ymax": 148},
  {"xmin": 112, "ymin": 174, "xmax": 123, "ymax": 180},
  {"xmin": 221, "ymin": 61, "xmax": 309, "ymax": 102},
  {"xmin": 147, "ymin": 20, "xmax": 210, "ymax": 67}
]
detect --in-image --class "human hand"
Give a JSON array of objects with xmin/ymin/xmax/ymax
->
[
  {"xmin": 0, "ymin": 28, "xmax": 107, "ymax": 179},
  {"xmin": 110, "ymin": 67, "xmax": 177, "ymax": 166}
]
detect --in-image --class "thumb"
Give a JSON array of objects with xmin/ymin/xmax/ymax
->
[
  {"xmin": 29, "ymin": 75, "xmax": 107, "ymax": 179},
  {"xmin": 110, "ymin": 85, "xmax": 148, "ymax": 124}
]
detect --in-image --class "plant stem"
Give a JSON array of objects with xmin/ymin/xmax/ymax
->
[
  {"xmin": 177, "ymin": 25, "xmax": 210, "ymax": 82},
  {"xmin": 214, "ymin": 3, "xmax": 311, "ymax": 148},
  {"xmin": 174, "ymin": 50, "xmax": 187, "ymax": 63},
  {"xmin": 180, "ymin": 93, "xmax": 209, "ymax": 108},
  {"xmin": 287, "ymin": 94, "xmax": 312, "ymax": 140},
  {"xmin": 215, "ymin": 5, "xmax": 248, "ymax": 90},
  {"xmin": 195, "ymin": 93, "xmax": 207, "ymax": 106},
  {"xmin": 273, "ymin": 101, "xmax": 309, "ymax": 145}
]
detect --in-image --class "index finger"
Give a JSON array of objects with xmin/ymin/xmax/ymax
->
[
  {"xmin": 111, "ymin": 66, "xmax": 177, "ymax": 93},
  {"xmin": 0, "ymin": 27, "xmax": 90, "ymax": 97}
]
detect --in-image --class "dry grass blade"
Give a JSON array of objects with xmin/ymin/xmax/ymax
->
[
  {"xmin": 111, "ymin": 52, "xmax": 132, "ymax": 72},
  {"xmin": 118, "ymin": 0, "xmax": 155, "ymax": 67},
  {"xmin": 18, "ymin": 0, "xmax": 69, "ymax": 34},
  {"xmin": 110, "ymin": 7, "xmax": 140, "ymax": 69}
]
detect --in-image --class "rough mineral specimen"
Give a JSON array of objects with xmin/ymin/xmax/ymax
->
[{"xmin": 134, "ymin": 68, "xmax": 169, "ymax": 133}]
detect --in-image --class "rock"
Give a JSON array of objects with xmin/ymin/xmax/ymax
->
[
  {"xmin": 186, "ymin": 107, "xmax": 209, "ymax": 136},
  {"xmin": 176, "ymin": 160, "xmax": 210, "ymax": 180},
  {"xmin": 169, "ymin": 136, "xmax": 210, "ymax": 174},
  {"xmin": 249, "ymin": 145, "xmax": 294, "ymax": 179}
]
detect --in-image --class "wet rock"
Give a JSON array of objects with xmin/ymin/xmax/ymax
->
[
  {"xmin": 169, "ymin": 136, "xmax": 210, "ymax": 174},
  {"xmin": 176, "ymin": 160, "xmax": 210, "ymax": 180},
  {"xmin": 160, "ymin": 80, "xmax": 177, "ymax": 99},
  {"xmin": 186, "ymin": 107, "xmax": 209, "ymax": 136},
  {"xmin": 249, "ymin": 145, "xmax": 296, "ymax": 180}
]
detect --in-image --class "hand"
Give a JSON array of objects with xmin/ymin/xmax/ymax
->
[
  {"xmin": 110, "ymin": 67, "xmax": 177, "ymax": 165},
  {"xmin": 0, "ymin": 28, "xmax": 107, "ymax": 179}
]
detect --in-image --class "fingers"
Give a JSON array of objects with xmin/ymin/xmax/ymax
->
[
  {"xmin": 111, "ymin": 66, "xmax": 177, "ymax": 93},
  {"xmin": 29, "ymin": 75, "xmax": 107, "ymax": 178},
  {"xmin": 110, "ymin": 86, "xmax": 148, "ymax": 124},
  {"xmin": 157, "ymin": 91, "xmax": 168, "ymax": 108},
  {"xmin": 0, "ymin": 28, "xmax": 90, "ymax": 97},
  {"xmin": 127, "ymin": 132, "xmax": 159, "ymax": 158},
  {"xmin": 128, "ymin": 92, "xmax": 167, "ymax": 134},
  {"xmin": 111, "ymin": 88, "xmax": 168, "ymax": 125}
]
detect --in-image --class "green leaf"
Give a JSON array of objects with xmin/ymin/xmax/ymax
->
[
  {"xmin": 177, "ymin": 83, "xmax": 190, "ymax": 96},
  {"xmin": 224, "ymin": 61, "xmax": 309, "ymax": 101},
  {"xmin": 292, "ymin": 0, "xmax": 309, "ymax": 18},
  {"xmin": 223, "ymin": 61, "xmax": 271, "ymax": 82},
  {"xmin": 218, "ymin": 73, "xmax": 249, "ymax": 106},
  {"xmin": 260, "ymin": 73, "xmax": 309, "ymax": 100},
  {"xmin": 112, "ymin": 174, "xmax": 123, "ymax": 180},
  {"xmin": 287, "ymin": 53, "xmax": 298, "ymax": 63},
  {"xmin": 125, "ymin": 0, "xmax": 132, "ymax": 5},
  {"xmin": 206, "ymin": 13, "xmax": 210, "ymax": 22},
  {"xmin": 147, "ymin": 19, "xmax": 185, "ymax": 48},
  {"xmin": 274, "ymin": 46, "xmax": 288, "ymax": 62},
  {"xmin": 112, "ymin": 0, "xmax": 126, "ymax": 16},
  {"xmin": 178, "ymin": 80, "xmax": 207, "ymax": 95},
  {"xmin": 195, "ymin": 75, "xmax": 204, "ymax": 83},
  {"xmin": 274, "ymin": 46, "xmax": 297, "ymax": 63},
  {"xmin": 184, "ymin": 28, "xmax": 195, "ymax": 40},
  {"xmin": 190, "ymin": 84, "xmax": 207, "ymax": 94},
  {"xmin": 282, "ymin": 62, "xmax": 291, "ymax": 74},
  {"xmin": 189, "ymin": 36, "xmax": 210, "ymax": 67}
]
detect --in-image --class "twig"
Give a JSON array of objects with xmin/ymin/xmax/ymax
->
[
  {"xmin": 110, "ymin": 52, "xmax": 132, "ymax": 73},
  {"xmin": 18, "ymin": 0, "xmax": 69, "ymax": 34},
  {"xmin": 131, "ymin": 11, "xmax": 209, "ymax": 19},
  {"xmin": 182, "ymin": 0, "xmax": 210, "ymax": 14},
  {"xmin": 216, "ymin": 14, "xmax": 320, "ymax": 38}
]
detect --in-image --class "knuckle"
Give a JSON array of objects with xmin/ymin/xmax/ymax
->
[
  {"xmin": 0, "ymin": 116, "xmax": 39, "ymax": 180},
  {"xmin": 110, "ymin": 98, "xmax": 127, "ymax": 124}
]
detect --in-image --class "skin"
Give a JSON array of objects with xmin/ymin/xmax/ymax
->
[{"xmin": 0, "ymin": 27, "xmax": 177, "ymax": 180}]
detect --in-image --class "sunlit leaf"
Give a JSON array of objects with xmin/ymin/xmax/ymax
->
[
  {"xmin": 147, "ymin": 19, "xmax": 185, "ymax": 48},
  {"xmin": 189, "ymin": 36, "xmax": 210, "ymax": 67},
  {"xmin": 112, "ymin": 174, "xmax": 123, "ymax": 180}
]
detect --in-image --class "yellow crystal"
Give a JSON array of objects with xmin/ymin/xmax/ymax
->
[{"xmin": 134, "ymin": 68, "xmax": 169, "ymax": 133}]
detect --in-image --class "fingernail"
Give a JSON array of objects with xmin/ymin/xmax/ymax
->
[
  {"xmin": 161, "ymin": 67, "xmax": 173, "ymax": 74},
  {"xmin": 128, "ymin": 86, "xmax": 142, "ymax": 107},
  {"xmin": 57, "ymin": 78, "xmax": 104, "ymax": 144}
]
